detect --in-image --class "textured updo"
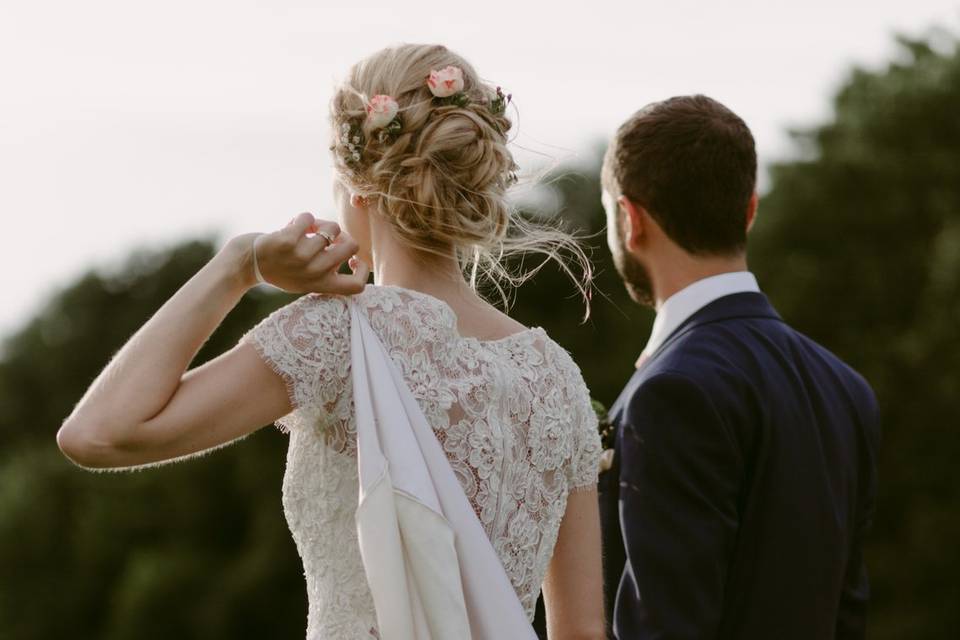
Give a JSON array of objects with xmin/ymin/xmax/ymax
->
[{"xmin": 330, "ymin": 43, "xmax": 591, "ymax": 307}]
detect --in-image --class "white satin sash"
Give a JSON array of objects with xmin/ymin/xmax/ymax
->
[{"xmin": 350, "ymin": 302, "xmax": 537, "ymax": 640}]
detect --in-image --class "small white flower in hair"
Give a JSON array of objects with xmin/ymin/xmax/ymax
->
[
  {"xmin": 427, "ymin": 66, "xmax": 464, "ymax": 98},
  {"xmin": 366, "ymin": 94, "xmax": 399, "ymax": 129}
]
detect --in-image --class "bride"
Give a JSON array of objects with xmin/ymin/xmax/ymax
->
[{"xmin": 57, "ymin": 43, "xmax": 604, "ymax": 639}]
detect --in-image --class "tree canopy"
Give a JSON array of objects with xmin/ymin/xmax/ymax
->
[{"xmin": 750, "ymin": 33, "xmax": 960, "ymax": 639}]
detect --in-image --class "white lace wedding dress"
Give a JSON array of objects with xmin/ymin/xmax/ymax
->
[{"xmin": 239, "ymin": 285, "xmax": 601, "ymax": 639}]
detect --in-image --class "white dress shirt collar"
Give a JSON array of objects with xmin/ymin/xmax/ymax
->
[{"xmin": 641, "ymin": 271, "xmax": 760, "ymax": 360}]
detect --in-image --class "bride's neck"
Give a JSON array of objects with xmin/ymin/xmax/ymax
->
[{"xmin": 369, "ymin": 221, "xmax": 476, "ymax": 303}]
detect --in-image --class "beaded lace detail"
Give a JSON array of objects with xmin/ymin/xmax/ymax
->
[{"xmin": 240, "ymin": 285, "xmax": 601, "ymax": 639}]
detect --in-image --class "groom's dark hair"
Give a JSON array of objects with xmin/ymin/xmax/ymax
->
[{"xmin": 602, "ymin": 94, "xmax": 757, "ymax": 256}]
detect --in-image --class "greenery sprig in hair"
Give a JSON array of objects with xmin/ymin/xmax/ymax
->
[
  {"xmin": 377, "ymin": 115, "xmax": 403, "ymax": 144},
  {"xmin": 489, "ymin": 87, "xmax": 512, "ymax": 116},
  {"xmin": 336, "ymin": 94, "xmax": 404, "ymax": 168},
  {"xmin": 436, "ymin": 92, "xmax": 470, "ymax": 108},
  {"xmin": 338, "ymin": 121, "xmax": 365, "ymax": 167}
]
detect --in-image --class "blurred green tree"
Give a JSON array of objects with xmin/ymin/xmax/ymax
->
[
  {"xmin": 0, "ymin": 242, "xmax": 308, "ymax": 639},
  {"xmin": 749, "ymin": 32, "xmax": 960, "ymax": 639}
]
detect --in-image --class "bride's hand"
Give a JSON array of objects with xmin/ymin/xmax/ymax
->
[{"xmin": 225, "ymin": 212, "xmax": 370, "ymax": 294}]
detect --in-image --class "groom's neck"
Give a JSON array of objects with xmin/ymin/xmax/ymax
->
[{"xmin": 649, "ymin": 250, "xmax": 749, "ymax": 311}]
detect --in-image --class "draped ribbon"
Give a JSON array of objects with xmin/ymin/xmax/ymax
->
[{"xmin": 350, "ymin": 302, "xmax": 536, "ymax": 640}]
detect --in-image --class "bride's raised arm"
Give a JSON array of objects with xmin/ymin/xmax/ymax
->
[{"xmin": 56, "ymin": 214, "xmax": 366, "ymax": 470}]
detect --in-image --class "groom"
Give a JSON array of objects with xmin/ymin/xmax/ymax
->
[{"xmin": 598, "ymin": 95, "xmax": 880, "ymax": 639}]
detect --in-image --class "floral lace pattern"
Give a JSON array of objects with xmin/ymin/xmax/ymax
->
[{"xmin": 240, "ymin": 285, "xmax": 601, "ymax": 639}]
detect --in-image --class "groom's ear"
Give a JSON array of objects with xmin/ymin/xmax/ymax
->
[
  {"xmin": 618, "ymin": 195, "xmax": 647, "ymax": 251},
  {"xmin": 746, "ymin": 192, "xmax": 759, "ymax": 233}
]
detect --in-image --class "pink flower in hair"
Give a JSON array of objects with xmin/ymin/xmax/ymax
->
[
  {"xmin": 427, "ymin": 66, "xmax": 465, "ymax": 98},
  {"xmin": 366, "ymin": 94, "xmax": 399, "ymax": 129}
]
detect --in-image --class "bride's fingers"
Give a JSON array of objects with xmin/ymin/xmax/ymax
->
[
  {"xmin": 315, "ymin": 232, "xmax": 359, "ymax": 270},
  {"xmin": 281, "ymin": 212, "xmax": 316, "ymax": 243},
  {"xmin": 312, "ymin": 219, "xmax": 341, "ymax": 243},
  {"xmin": 320, "ymin": 260, "xmax": 369, "ymax": 295},
  {"xmin": 350, "ymin": 256, "xmax": 370, "ymax": 283},
  {"xmin": 298, "ymin": 219, "xmax": 342, "ymax": 260}
]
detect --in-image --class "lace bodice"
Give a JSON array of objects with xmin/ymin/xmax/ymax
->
[{"xmin": 240, "ymin": 285, "xmax": 601, "ymax": 639}]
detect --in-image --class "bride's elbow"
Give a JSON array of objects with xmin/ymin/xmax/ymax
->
[{"xmin": 56, "ymin": 419, "xmax": 133, "ymax": 469}]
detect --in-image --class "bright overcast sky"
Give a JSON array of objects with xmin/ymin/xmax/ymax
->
[{"xmin": 1, "ymin": 0, "xmax": 958, "ymax": 335}]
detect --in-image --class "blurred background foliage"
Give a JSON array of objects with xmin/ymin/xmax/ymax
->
[{"xmin": 1, "ymin": 32, "xmax": 958, "ymax": 639}]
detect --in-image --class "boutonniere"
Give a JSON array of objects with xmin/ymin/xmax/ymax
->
[{"xmin": 592, "ymin": 399, "xmax": 616, "ymax": 473}]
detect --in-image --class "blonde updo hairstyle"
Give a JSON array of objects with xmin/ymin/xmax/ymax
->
[{"xmin": 330, "ymin": 43, "xmax": 591, "ymax": 308}]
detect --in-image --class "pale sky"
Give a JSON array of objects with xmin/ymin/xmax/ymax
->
[{"xmin": 1, "ymin": 0, "xmax": 958, "ymax": 335}]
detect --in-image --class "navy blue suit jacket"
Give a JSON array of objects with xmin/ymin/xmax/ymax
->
[{"xmin": 599, "ymin": 292, "xmax": 880, "ymax": 640}]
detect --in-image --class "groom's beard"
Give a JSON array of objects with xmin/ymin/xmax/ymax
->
[{"xmin": 612, "ymin": 237, "xmax": 655, "ymax": 308}]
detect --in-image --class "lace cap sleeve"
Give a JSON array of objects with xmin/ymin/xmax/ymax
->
[
  {"xmin": 239, "ymin": 293, "xmax": 350, "ymax": 433},
  {"xmin": 564, "ymin": 355, "xmax": 602, "ymax": 491}
]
